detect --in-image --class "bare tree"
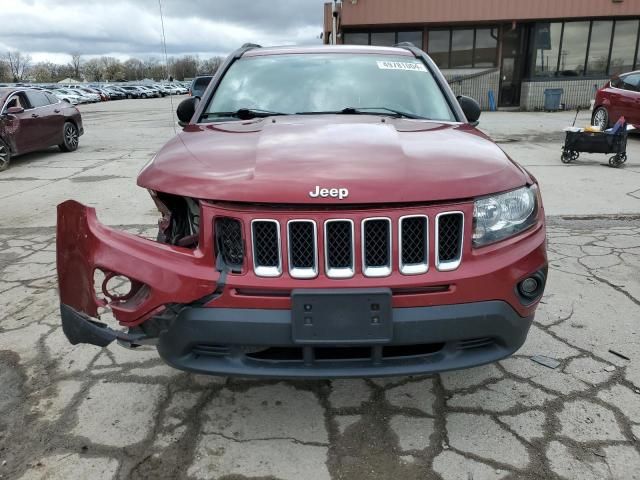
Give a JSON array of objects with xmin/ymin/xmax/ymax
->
[
  {"xmin": 0, "ymin": 58, "xmax": 10, "ymax": 82},
  {"xmin": 100, "ymin": 56, "xmax": 124, "ymax": 81},
  {"xmin": 198, "ymin": 56, "xmax": 223, "ymax": 75},
  {"xmin": 169, "ymin": 55, "xmax": 198, "ymax": 81},
  {"xmin": 70, "ymin": 52, "xmax": 82, "ymax": 80},
  {"xmin": 4, "ymin": 51, "xmax": 31, "ymax": 82},
  {"xmin": 83, "ymin": 58, "xmax": 103, "ymax": 81}
]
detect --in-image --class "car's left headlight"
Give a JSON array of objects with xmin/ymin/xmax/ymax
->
[{"xmin": 473, "ymin": 185, "xmax": 538, "ymax": 247}]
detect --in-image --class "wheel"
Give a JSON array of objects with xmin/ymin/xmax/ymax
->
[
  {"xmin": 127, "ymin": 94, "xmax": 133, "ymax": 99},
  {"xmin": 571, "ymin": 151, "xmax": 580, "ymax": 161},
  {"xmin": 592, "ymin": 107, "xmax": 609, "ymax": 130},
  {"xmin": 141, "ymin": 93, "xmax": 147, "ymax": 99},
  {"xmin": 561, "ymin": 150, "xmax": 573, "ymax": 163},
  {"xmin": 620, "ymin": 153, "xmax": 627, "ymax": 163},
  {"xmin": 0, "ymin": 139, "xmax": 11, "ymax": 172},
  {"xmin": 609, "ymin": 155, "xmax": 623, "ymax": 168},
  {"xmin": 59, "ymin": 122, "xmax": 79, "ymax": 152}
]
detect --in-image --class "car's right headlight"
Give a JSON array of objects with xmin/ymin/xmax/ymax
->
[{"xmin": 473, "ymin": 185, "xmax": 538, "ymax": 247}]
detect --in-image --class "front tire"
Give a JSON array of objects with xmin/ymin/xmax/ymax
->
[
  {"xmin": 0, "ymin": 139, "xmax": 11, "ymax": 172},
  {"xmin": 59, "ymin": 122, "xmax": 79, "ymax": 152},
  {"xmin": 592, "ymin": 107, "xmax": 609, "ymax": 130}
]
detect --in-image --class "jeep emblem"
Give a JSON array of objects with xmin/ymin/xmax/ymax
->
[{"xmin": 309, "ymin": 186, "xmax": 349, "ymax": 200}]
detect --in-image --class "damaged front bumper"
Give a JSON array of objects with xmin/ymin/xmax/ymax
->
[{"xmin": 56, "ymin": 200, "xmax": 219, "ymax": 330}]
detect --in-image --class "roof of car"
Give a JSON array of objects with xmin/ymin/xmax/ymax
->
[{"xmin": 242, "ymin": 44, "xmax": 415, "ymax": 58}]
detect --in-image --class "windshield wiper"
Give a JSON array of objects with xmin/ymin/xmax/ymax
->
[
  {"xmin": 297, "ymin": 107, "xmax": 426, "ymax": 120},
  {"xmin": 202, "ymin": 108, "xmax": 287, "ymax": 121}
]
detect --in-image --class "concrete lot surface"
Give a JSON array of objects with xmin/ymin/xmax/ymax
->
[{"xmin": 1, "ymin": 98, "xmax": 639, "ymax": 479}]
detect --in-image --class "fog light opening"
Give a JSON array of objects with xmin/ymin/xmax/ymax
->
[
  {"xmin": 102, "ymin": 272, "xmax": 134, "ymax": 301},
  {"xmin": 517, "ymin": 272, "xmax": 545, "ymax": 301}
]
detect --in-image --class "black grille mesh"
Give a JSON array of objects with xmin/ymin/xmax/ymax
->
[
  {"xmin": 401, "ymin": 217, "xmax": 427, "ymax": 265},
  {"xmin": 438, "ymin": 213, "xmax": 463, "ymax": 262},
  {"xmin": 326, "ymin": 221, "xmax": 353, "ymax": 269},
  {"xmin": 364, "ymin": 220, "xmax": 390, "ymax": 267},
  {"xmin": 288, "ymin": 222, "xmax": 315, "ymax": 268},
  {"xmin": 215, "ymin": 217, "xmax": 244, "ymax": 269},
  {"xmin": 252, "ymin": 221, "xmax": 280, "ymax": 267}
]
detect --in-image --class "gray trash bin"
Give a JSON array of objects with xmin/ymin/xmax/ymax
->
[{"xmin": 543, "ymin": 88, "xmax": 563, "ymax": 111}]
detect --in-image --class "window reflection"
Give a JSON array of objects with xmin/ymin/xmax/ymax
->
[
  {"xmin": 451, "ymin": 30, "xmax": 474, "ymax": 68},
  {"xmin": 428, "ymin": 30, "xmax": 450, "ymax": 68},
  {"xmin": 559, "ymin": 22, "xmax": 590, "ymax": 76},
  {"xmin": 343, "ymin": 33, "xmax": 369, "ymax": 45},
  {"xmin": 397, "ymin": 31, "xmax": 423, "ymax": 48},
  {"xmin": 205, "ymin": 54, "xmax": 455, "ymax": 122},
  {"xmin": 610, "ymin": 20, "xmax": 639, "ymax": 74},
  {"xmin": 534, "ymin": 22, "xmax": 562, "ymax": 76},
  {"xmin": 371, "ymin": 32, "xmax": 396, "ymax": 47},
  {"xmin": 586, "ymin": 21, "xmax": 613, "ymax": 75},
  {"xmin": 474, "ymin": 28, "xmax": 498, "ymax": 67}
]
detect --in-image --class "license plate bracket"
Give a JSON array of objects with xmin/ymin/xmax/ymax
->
[{"xmin": 291, "ymin": 288, "xmax": 393, "ymax": 345}]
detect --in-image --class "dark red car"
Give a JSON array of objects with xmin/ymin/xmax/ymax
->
[
  {"xmin": 57, "ymin": 44, "xmax": 547, "ymax": 378},
  {"xmin": 0, "ymin": 87, "xmax": 83, "ymax": 171},
  {"xmin": 593, "ymin": 71, "xmax": 640, "ymax": 129}
]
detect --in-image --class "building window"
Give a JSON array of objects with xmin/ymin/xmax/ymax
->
[
  {"xmin": 474, "ymin": 28, "xmax": 498, "ymax": 68},
  {"xmin": 533, "ymin": 22, "xmax": 562, "ymax": 77},
  {"xmin": 370, "ymin": 32, "xmax": 396, "ymax": 47},
  {"xmin": 559, "ymin": 22, "xmax": 590, "ymax": 76},
  {"xmin": 428, "ymin": 27, "xmax": 497, "ymax": 69},
  {"xmin": 586, "ymin": 21, "xmax": 613, "ymax": 75},
  {"xmin": 450, "ymin": 29, "xmax": 474, "ymax": 68},
  {"xmin": 610, "ymin": 20, "xmax": 640, "ymax": 74},
  {"xmin": 342, "ymin": 32, "xmax": 369, "ymax": 45},
  {"xmin": 397, "ymin": 31, "xmax": 423, "ymax": 49},
  {"xmin": 428, "ymin": 30, "xmax": 450, "ymax": 68}
]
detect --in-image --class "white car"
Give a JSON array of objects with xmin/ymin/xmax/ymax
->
[
  {"xmin": 48, "ymin": 90, "xmax": 80, "ymax": 105},
  {"xmin": 55, "ymin": 88, "xmax": 93, "ymax": 104},
  {"xmin": 65, "ymin": 86, "xmax": 101, "ymax": 102}
]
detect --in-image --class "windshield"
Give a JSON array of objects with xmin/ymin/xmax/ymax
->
[{"xmin": 204, "ymin": 53, "xmax": 455, "ymax": 121}]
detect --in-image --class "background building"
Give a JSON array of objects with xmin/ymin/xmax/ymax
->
[{"xmin": 323, "ymin": 0, "xmax": 640, "ymax": 110}]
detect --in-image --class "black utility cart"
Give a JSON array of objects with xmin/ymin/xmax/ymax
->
[{"xmin": 561, "ymin": 122, "xmax": 628, "ymax": 168}]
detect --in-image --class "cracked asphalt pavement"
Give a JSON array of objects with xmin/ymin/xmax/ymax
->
[{"xmin": 1, "ymin": 98, "xmax": 640, "ymax": 479}]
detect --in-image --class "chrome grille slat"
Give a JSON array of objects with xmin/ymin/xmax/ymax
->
[
  {"xmin": 362, "ymin": 218, "xmax": 391, "ymax": 277},
  {"xmin": 287, "ymin": 220, "xmax": 318, "ymax": 279},
  {"xmin": 325, "ymin": 220, "xmax": 355, "ymax": 279},
  {"xmin": 436, "ymin": 212, "xmax": 464, "ymax": 271},
  {"xmin": 399, "ymin": 215, "xmax": 428, "ymax": 275},
  {"xmin": 246, "ymin": 211, "xmax": 464, "ymax": 277},
  {"xmin": 251, "ymin": 219, "xmax": 282, "ymax": 277}
]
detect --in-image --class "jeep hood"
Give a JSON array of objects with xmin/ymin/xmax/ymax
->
[{"xmin": 138, "ymin": 115, "xmax": 529, "ymax": 204}]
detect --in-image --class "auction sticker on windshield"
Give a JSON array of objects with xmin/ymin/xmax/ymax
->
[{"xmin": 376, "ymin": 60, "xmax": 427, "ymax": 72}]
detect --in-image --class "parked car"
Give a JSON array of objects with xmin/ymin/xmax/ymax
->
[
  {"xmin": 0, "ymin": 87, "xmax": 83, "ymax": 171},
  {"xmin": 139, "ymin": 85, "xmax": 161, "ymax": 98},
  {"xmin": 57, "ymin": 44, "xmax": 546, "ymax": 378},
  {"xmin": 102, "ymin": 87, "xmax": 126, "ymax": 100},
  {"xmin": 64, "ymin": 86, "xmax": 101, "ymax": 103},
  {"xmin": 55, "ymin": 88, "xmax": 93, "ymax": 104},
  {"xmin": 189, "ymin": 75, "xmax": 213, "ymax": 97},
  {"xmin": 119, "ymin": 85, "xmax": 146, "ymax": 99},
  {"xmin": 47, "ymin": 89, "xmax": 80, "ymax": 106},
  {"xmin": 593, "ymin": 71, "xmax": 640, "ymax": 129}
]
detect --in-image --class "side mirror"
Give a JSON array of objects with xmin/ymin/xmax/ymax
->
[
  {"xmin": 6, "ymin": 106, "xmax": 24, "ymax": 115},
  {"xmin": 177, "ymin": 97, "xmax": 199, "ymax": 126},
  {"xmin": 457, "ymin": 96, "xmax": 481, "ymax": 126}
]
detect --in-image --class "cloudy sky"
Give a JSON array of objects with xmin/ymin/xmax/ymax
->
[{"xmin": 1, "ymin": 0, "xmax": 327, "ymax": 64}]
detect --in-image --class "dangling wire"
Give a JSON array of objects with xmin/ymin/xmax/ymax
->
[{"xmin": 158, "ymin": 0, "xmax": 176, "ymax": 134}]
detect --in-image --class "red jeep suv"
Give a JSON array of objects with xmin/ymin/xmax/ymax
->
[{"xmin": 57, "ymin": 44, "xmax": 547, "ymax": 378}]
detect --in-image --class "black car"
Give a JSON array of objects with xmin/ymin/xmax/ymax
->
[{"xmin": 189, "ymin": 75, "xmax": 213, "ymax": 98}]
